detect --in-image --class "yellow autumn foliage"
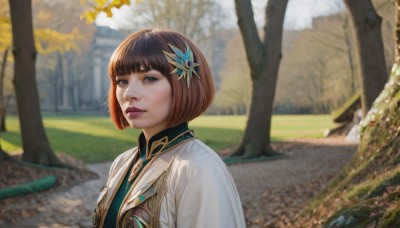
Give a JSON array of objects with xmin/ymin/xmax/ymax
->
[
  {"xmin": 34, "ymin": 28, "xmax": 83, "ymax": 54},
  {"xmin": 81, "ymin": 0, "xmax": 143, "ymax": 22},
  {"xmin": 0, "ymin": 16, "xmax": 82, "ymax": 55},
  {"xmin": 1, "ymin": 0, "xmax": 84, "ymax": 55}
]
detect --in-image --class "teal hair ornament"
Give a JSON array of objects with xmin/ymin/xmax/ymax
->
[{"xmin": 163, "ymin": 42, "xmax": 200, "ymax": 87}]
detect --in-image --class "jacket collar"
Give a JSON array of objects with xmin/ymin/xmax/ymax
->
[{"xmin": 137, "ymin": 122, "xmax": 194, "ymax": 160}]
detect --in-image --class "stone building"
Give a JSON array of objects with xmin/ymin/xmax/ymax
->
[{"xmin": 90, "ymin": 26, "xmax": 129, "ymax": 108}]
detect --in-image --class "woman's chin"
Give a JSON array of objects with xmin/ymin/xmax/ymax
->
[{"xmin": 128, "ymin": 123, "xmax": 142, "ymax": 129}]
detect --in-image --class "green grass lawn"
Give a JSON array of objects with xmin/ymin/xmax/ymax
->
[{"xmin": 1, "ymin": 115, "xmax": 336, "ymax": 163}]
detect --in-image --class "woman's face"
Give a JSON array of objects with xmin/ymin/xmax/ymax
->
[{"xmin": 115, "ymin": 70, "xmax": 172, "ymax": 139}]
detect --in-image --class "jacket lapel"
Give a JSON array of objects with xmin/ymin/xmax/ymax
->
[{"xmin": 120, "ymin": 148, "xmax": 177, "ymax": 213}]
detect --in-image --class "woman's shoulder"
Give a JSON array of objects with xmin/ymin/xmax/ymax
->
[
  {"xmin": 114, "ymin": 147, "xmax": 137, "ymax": 162},
  {"xmin": 169, "ymin": 139, "xmax": 237, "ymax": 195},
  {"xmin": 109, "ymin": 147, "xmax": 138, "ymax": 174},
  {"xmin": 173, "ymin": 139, "xmax": 226, "ymax": 171}
]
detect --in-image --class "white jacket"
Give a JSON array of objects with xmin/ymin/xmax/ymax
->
[{"xmin": 93, "ymin": 138, "xmax": 246, "ymax": 228}]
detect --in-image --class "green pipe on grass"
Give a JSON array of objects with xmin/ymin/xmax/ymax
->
[{"xmin": 0, "ymin": 175, "xmax": 57, "ymax": 200}]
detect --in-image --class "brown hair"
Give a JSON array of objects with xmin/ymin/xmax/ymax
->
[{"xmin": 108, "ymin": 28, "xmax": 214, "ymax": 130}]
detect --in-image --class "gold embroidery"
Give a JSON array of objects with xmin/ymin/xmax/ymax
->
[
  {"xmin": 96, "ymin": 150, "xmax": 139, "ymax": 227},
  {"xmin": 93, "ymin": 184, "xmax": 108, "ymax": 227},
  {"xmin": 122, "ymin": 206, "xmax": 151, "ymax": 228},
  {"xmin": 119, "ymin": 158, "xmax": 175, "ymax": 228},
  {"xmin": 147, "ymin": 136, "xmax": 169, "ymax": 160},
  {"xmin": 116, "ymin": 131, "xmax": 194, "ymax": 226},
  {"xmin": 128, "ymin": 159, "xmax": 143, "ymax": 185},
  {"xmin": 131, "ymin": 188, "xmax": 156, "ymax": 206},
  {"xmin": 146, "ymin": 129, "xmax": 194, "ymax": 160}
]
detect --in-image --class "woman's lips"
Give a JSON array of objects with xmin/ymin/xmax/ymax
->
[{"xmin": 125, "ymin": 107, "xmax": 146, "ymax": 118}]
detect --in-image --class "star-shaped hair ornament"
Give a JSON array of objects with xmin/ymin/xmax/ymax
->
[{"xmin": 163, "ymin": 42, "xmax": 200, "ymax": 87}]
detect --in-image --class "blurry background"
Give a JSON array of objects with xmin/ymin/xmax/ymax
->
[
  {"xmin": 1, "ymin": 1, "xmax": 400, "ymax": 227},
  {"xmin": 1, "ymin": 0, "xmax": 394, "ymax": 116}
]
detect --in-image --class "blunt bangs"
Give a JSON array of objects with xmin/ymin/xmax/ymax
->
[
  {"xmin": 108, "ymin": 28, "xmax": 215, "ymax": 130},
  {"xmin": 108, "ymin": 32, "xmax": 170, "ymax": 80}
]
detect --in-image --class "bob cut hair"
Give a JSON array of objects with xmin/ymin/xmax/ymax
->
[{"xmin": 108, "ymin": 28, "xmax": 214, "ymax": 130}]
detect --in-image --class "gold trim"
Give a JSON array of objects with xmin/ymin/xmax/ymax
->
[
  {"xmin": 127, "ymin": 158, "xmax": 143, "ymax": 185},
  {"xmin": 146, "ymin": 136, "xmax": 169, "ymax": 160},
  {"xmin": 145, "ymin": 129, "xmax": 194, "ymax": 159},
  {"xmin": 119, "ymin": 157, "xmax": 176, "ymax": 228},
  {"xmin": 116, "ymin": 137, "xmax": 194, "ymax": 225},
  {"xmin": 149, "ymin": 158, "xmax": 175, "ymax": 228},
  {"xmin": 98, "ymin": 149, "xmax": 139, "ymax": 227}
]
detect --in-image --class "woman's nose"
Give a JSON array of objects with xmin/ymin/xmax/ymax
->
[{"xmin": 123, "ymin": 79, "xmax": 141, "ymax": 101}]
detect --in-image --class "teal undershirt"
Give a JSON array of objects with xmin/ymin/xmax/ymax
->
[
  {"xmin": 104, "ymin": 123, "xmax": 192, "ymax": 228},
  {"xmin": 104, "ymin": 152, "xmax": 148, "ymax": 228}
]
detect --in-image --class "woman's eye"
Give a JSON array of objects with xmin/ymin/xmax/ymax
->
[
  {"xmin": 115, "ymin": 79, "xmax": 128, "ymax": 86},
  {"xmin": 143, "ymin": 76, "xmax": 158, "ymax": 83}
]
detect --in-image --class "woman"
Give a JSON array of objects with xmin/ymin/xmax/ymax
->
[{"xmin": 93, "ymin": 28, "xmax": 245, "ymax": 228}]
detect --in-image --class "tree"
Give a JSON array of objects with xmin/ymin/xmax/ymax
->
[
  {"xmin": 83, "ymin": 0, "xmax": 225, "ymax": 71},
  {"xmin": 8, "ymin": 0, "xmax": 63, "ymax": 166},
  {"xmin": 0, "ymin": 0, "xmax": 12, "ymax": 133},
  {"xmin": 64, "ymin": 52, "xmax": 77, "ymax": 111},
  {"xmin": 344, "ymin": 0, "xmax": 388, "ymax": 115},
  {"xmin": 276, "ymin": 24, "xmax": 353, "ymax": 114},
  {"xmin": 1, "ymin": 0, "xmax": 84, "ymax": 164},
  {"xmin": 375, "ymin": 0, "xmax": 396, "ymax": 69},
  {"xmin": 33, "ymin": 0, "xmax": 93, "ymax": 111},
  {"xmin": 84, "ymin": 0, "xmax": 284, "ymax": 157},
  {"xmin": 214, "ymin": 30, "xmax": 251, "ymax": 115},
  {"xmin": 126, "ymin": 0, "xmax": 224, "ymax": 58},
  {"xmin": 313, "ymin": 12, "xmax": 357, "ymax": 97},
  {"xmin": 297, "ymin": 2, "xmax": 400, "ymax": 226},
  {"xmin": 0, "ymin": 48, "xmax": 11, "ymax": 132},
  {"xmin": 0, "ymin": 50, "xmax": 11, "ymax": 161},
  {"xmin": 82, "ymin": 0, "xmax": 136, "ymax": 22},
  {"xmin": 273, "ymin": 0, "xmax": 394, "ymax": 115},
  {"xmin": 230, "ymin": 0, "xmax": 288, "ymax": 157},
  {"xmin": 0, "ymin": 143, "xmax": 11, "ymax": 161},
  {"xmin": 43, "ymin": 52, "xmax": 63, "ymax": 113}
]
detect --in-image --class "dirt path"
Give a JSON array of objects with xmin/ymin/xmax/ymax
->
[
  {"xmin": 231, "ymin": 141, "xmax": 357, "ymax": 227},
  {"xmin": 0, "ymin": 138, "xmax": 357, "ymax": 227}
]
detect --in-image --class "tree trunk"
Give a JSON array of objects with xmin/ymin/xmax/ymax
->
[
  {"xmin": 0, "ymin": 116, "xmax": 6, "ymax": 132},
  {"xmin": 1, "ymin": 95, "xmax": 11, "ymax": 132},
  {"xmin": 0, "ymin": 145, "xmax": 11, "ymax": 162},
  {"xmin": 66, "ymin": 55, "xmax": 77, "ymax": 111},
  {"xmin": 69, "ymin": 86, "xmax": 76, "ymax": 111},
  {"xmin": 54, "ymin": 72, "xmax": 59, "ymax": 113},
  {"xmin": 8, "ymin": 0, "xmax": 63, "ymax": 166},
  {"xmin": 344, "ymin": 0, "xmax": 388, "ymax": 116},
  {"xmin": 0, "ymin": 49, "xmax": 9, "ymax": 132},
  {"xmin": 396, "ymin": 0, "xmax": 400, "ymax": 64},
  {"xmin": 297, "ymin": 2, "xmax": 400, "ymax": 225},
  {"xmin": 54, "ymin": 52, "xmax": 63, "ymax": 113},
  {"xmin": 343, "ymin": 16, "xmax": 357, "ymax": 95},
  {"xmin": 231, "ymin": 0, "xmax": 288, "ymax": 157}
]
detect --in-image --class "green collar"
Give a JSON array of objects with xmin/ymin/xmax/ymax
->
[{"xmin": 137, "ymin": 122, "xmax": 195, "ymax": 160}]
